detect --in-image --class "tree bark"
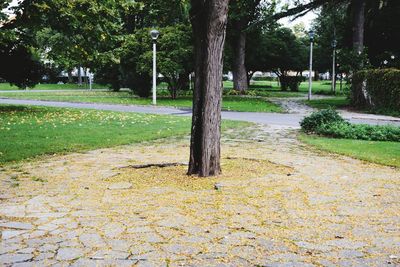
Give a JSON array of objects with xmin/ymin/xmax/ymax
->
[
  {"xmin": 247, "ymin": 71, "xmax": 254, "ymax": 86},
  {"xmin": 352, "ymin": 0, "xmax": 366, "ymax": 53},
  {"xmin": 232, "ymin": 23, "xmax": 248, "ymax": 93},
  {"xmin": 67, "ymin": 70, "xmax": 73, "ymax": 84},
  {"xmin": 77, "ymin": 66, "xmax": 82, "ymax": 86},
  {"xmin": 188, "ymin": 0, "xmax": 229, "ymax": 177}
]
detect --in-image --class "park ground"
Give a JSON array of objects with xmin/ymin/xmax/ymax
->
[
  {"xmin": 0, "ymin": 123, "xmax": 399, "ymax": 266},
  {"xmin": 0, "ymin": 82, "xmax": 399, "ymax": 266}
]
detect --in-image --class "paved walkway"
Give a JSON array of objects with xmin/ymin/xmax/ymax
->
[
  {"xmin": 0, "ymin": 126, "xmax": 399, "ymax": 266},
  {"xmin": 0, "ymin": 98, "xmax": 399, "ymax": 127}
]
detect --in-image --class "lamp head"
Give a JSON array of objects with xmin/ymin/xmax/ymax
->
[
  {"xmin": 309, "ymin": 30, "xmax": 315, "ymax": 41},
  {"xmin": 332, "ymin": 40, "xmax": 337, "ymax": 48},
  {"xmin": 150, "ymin": 29, "xmax": 160, "ymax": 41}
]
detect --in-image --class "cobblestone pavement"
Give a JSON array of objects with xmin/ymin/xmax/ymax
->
[{"xmin": 0, "ymin": 126, "xmax": 399, "ymax": 266}]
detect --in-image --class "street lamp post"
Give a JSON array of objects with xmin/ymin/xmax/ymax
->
[
  {"xmin": 331, "ymin": 39, "xmax": 337, "ymax": 94},
  {"xmin": 308, "ymin": 30, "xmax": 315, "ymax": 101},
  {"xmin": 150, "ymin": 29, "xmax": 160, "ymax": 105}
]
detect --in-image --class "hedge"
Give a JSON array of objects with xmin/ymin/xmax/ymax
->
[
  {"xmin": 351, "ymin": 68, "xmax": 400, "ymax": 111},
  {"xmin": 301, "ymin": 109, "xmax": 400, "ymax": 142}
]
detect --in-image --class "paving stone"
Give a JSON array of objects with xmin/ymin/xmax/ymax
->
[
  {"xmin": 26, "ymin": 212, "xmax": 67, "ymax": 219},
  {"xmin": 162, "ymin": 244, "xmax": 201, "ymax": 255},
  {"xmin": 336, "ymin": 249, "xmax": 364, "ymax": 258},
  {"xmin": 21, "ymin": 230, "xmax": 46, "ymax": 239},
  {"xmin": 79, "ymin": 233, "xmax": 105, "ymax": 248},
  {"xmin": 127, "ymin": 226, "xmax": 153, "ymax": 233},
  {"xmin": 107, "ymin": 182, "xmax": 132, "ymax": 190},
  {"xmin": 295, "ymin": 241, "xmax": 333, "ymax": 252},
  {"xmin": 0, "ymin": 205, "xmax": 25, "ymax": 217},
  {"xmin": 265, "ymin": 262, "xmax": 316, "ymax": 267},
  {"xmin": 268, "ymin": 253, "xmax": 307, "ymax": 262},
  {"xmin": 0, "ymin": 253, "xmax": 33, "ymax": 264},
  {"xmin": 17, "ymin": 247, "xmax": 36, "ymax": 254},
  {"xmin": 56, "ymin": 248, "xmax": 84, "ymax": 261},
  {"xmin": 0, "ymin": 222, "xmax": 34, "ymax": 230},
  {"xmin": 37, "ymin": 223, "xmax": 58, "ymax": 231},
  {"xmin": 104, "ymin": 222, "xmax": 125, "ymax": 238},
  {"xmin": 108, "ymin": 239, "xmax": 131, "ymax": 252},
  {"xmin": 34, "ymin": 252, "xmax": 56, "ymax": 261},
  {"xmin": 0, "ymin": 243, "xmax": 21, "ymax": 254},
  {"xmin": 90, "ymin": 250, "xmax": 130, "ymax": 260},
  {"xmin": 324, "ymin": 239, "xmax": 367, "ymax": 249},
  {"xmin": 1, "ymin": 230, "xmax": 28, "ymax": 240},
  {"xmin": 72, "ymin": 258, "xmax": 139, "ymax": 267},
  {"xmin": 39, "ymin": 243, "xmax": 59, "ymax": 252}
]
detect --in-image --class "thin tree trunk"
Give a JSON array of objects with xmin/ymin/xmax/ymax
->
[
  {"xmin": 67, "ymin": 70, "xmax": 73, "ymax": 84},
  {"xmin": 247, "ymin": 71, "xmax": 254, "ymax": 86},
  {"xmin": 77, "ymin": 66, "xmax": 82, "ymax": 86},
  {"xmin": 352, "ymin": 0, "xmax": 366, "ymax": 53},
  {"xmin": 188, "ymin": 0, "xmax": 229, "ymax": 177},
  {"xmin": 232, "ymin": 24, "xmax": 248, "ymax": 94}
]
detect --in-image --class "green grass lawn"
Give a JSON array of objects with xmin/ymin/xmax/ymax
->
[
  {"xmin": 0, "ymin": 91, "xmax": 283, "ymax": 113},
  {"xmin": 224, "ymin": 80, "xmax": 335, "ymax": 96},
  {"xmin": 0, "ymin": 105, "xmax": 249, "ymax": 164},
  {"xmin": 304, "ymin": 96, "xmax": 350, "ymax": 109},
  {"xmin": 0, "ymin": 83, "xmax": 110, "ymax": 90},
  {"xmin": 299, "ymin": 134, "xmax": 400, "ymax": 168}
]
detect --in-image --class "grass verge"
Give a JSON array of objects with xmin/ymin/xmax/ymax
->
[
  {"xmin": 0, "ymin": 91, "xmax": 283, "ymax": 113},
  {"xmin": 0, "ymin": 105, "xmax": 249, "ymax": 164},
  {"xmin": 299, "ymin": 134, "xmax": 400, "ymax": 168},
  {"xmin": 304, "ymin": 97, "xmax": 350, "ymax": 109},
  {"xmin": 0, "ymin": 83, "xmax": 110, "ymax": 90}
]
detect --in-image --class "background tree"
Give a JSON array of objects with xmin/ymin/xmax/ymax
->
[
  {"xmin": 0, "ymin": 0, "xmax": 44, "ymax": 88},
  {"xmin": 226, "ymin": 0, "xmax": 262, "ymax": 94},
  {"xmin": 95, "ymin": 0, "xmax": 192, "ymax": 96},
  {"xmin": 364, "ymin": 0, "xmax": 400, "ymax": 68},
  {"xmin": 313, "ymin": 2, "xmax": 347, "ymax": 76},
  {"xmin": 156, "ymin": 24, "xmax": 193, "ymax": 99},
  {"xmin": 246, "ymin": 26, "xmax": 308, "ymax": 91}
]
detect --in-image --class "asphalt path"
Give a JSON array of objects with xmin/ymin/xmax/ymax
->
[{"xmin": 0, "ymin": 98, "xmax": 399, "ymax": 127}]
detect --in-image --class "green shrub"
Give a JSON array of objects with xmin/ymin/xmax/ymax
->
[
  {"xmin": 351, "ymin": 68, "xmax": 400, "ymax": 111},
  {"xmin": 300, "ymin": 109, "xmax": 347, "ymax": 133},
  {"xmin": 316, "ymin": 122, "xmax": 400, "ymax": 142},
  {"xmin": 223, "ymin": 89, "xmax": 257, "ymax": 96},
  {"xmin": 224, "ymin": 89, "xmax": 241, "ymax": 96},
  {"xmin": 279, "ymin": 76, "xmax": 305, "ymax": 92},
  {"xmin": 301, "ymin": 109, "xmax": 400, "ymax": 142}
]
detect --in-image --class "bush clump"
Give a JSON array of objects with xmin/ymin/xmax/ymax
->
[
  {"xmin": 301, "ymin": 109, "xmax": 400, "ymax": 142},
  {"xmin": 300, "ymin": 109, "xmax": 347, "ymax": 132},
  {"xmin": 279, "ymin": 76, "xmax": 305, "ymax": 92}
]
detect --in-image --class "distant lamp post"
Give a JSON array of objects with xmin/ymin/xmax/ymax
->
[
  {"xmin": 331, "ymin": 39, "xmax": 337, "ymax": 93},
  {"xmin": 150, "ymin": 29, "xmax": 160, "ymax": 105},
  {"xmin": 383, "ymin": 60, "xmax": 388, "ymax": 66},
  {"xmin": 88, "ymin": 73, "xmax": 94, "ymax": 91},
  {"xmin": 308, "ymin": 30, "xmax": 315, "ymax": 101}
]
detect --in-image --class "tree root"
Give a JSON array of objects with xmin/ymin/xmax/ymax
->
[{"xmin": 120, "ymin": 162, "xmax": 188, "ymax": 169}]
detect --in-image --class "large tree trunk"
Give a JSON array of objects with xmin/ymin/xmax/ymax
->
[
  {"xmin": 352, "ymin": 0, "xmax": 366, "ymax": 53},
  {"xmin": 232, "ymin": 23, "xmax": 248, "ymax": 94},
  {"xmin": 188, "ymin": 0, "xmax": 229, "ymax": 177}
]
